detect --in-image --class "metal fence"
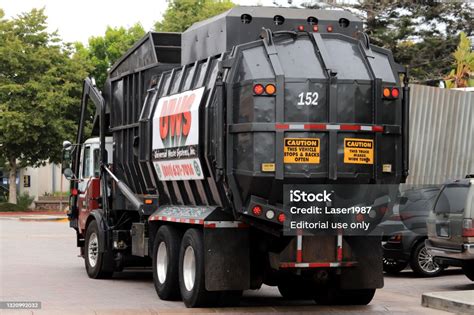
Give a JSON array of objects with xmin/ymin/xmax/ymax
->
[{"xmin": 406, "ymin": 84, "xmax": 473, "ymax": 185}]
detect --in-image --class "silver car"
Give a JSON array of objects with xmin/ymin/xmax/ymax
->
[{"xmin": 425, "ymin": 177, "xmax": 474, "ymax": 281}]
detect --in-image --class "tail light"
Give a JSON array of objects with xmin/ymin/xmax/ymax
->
[
  {"xmin": 297, "ymin": 25, "xmax": 305, "ymax": 32},
  {"xmin": 252, "ymin": 205, "xmax": 262, "ymax": 216},
  {"xmin": 265, "ymin": 84, "xmax": 276, "ymax": 95},
  {"xmin": 265, "ymin": 210, "xmax": 275, "ymax": 219},
  {"xmin": 313, "ymin": 25, "xmax": 319, "ymax": 32},
  {"xmin": 355, "ymin": 213, "xmax": 364, "ymax": 222},
  {"xmin": 462, "ymin": 219, "xmax": 474, "ymax": 237},
  {"xmin": 327, "ymin": 25, "xmax": 333, "ymax": 32},
  {"xmin": 383, "ymin": 87, "xmax": 400, "ymax": 99},
  {"xmin": 388, "ymin": 234, "xmax": 402, "ymax": 242},
  {"xmin": 253, "ymin": 84, "xmax": 264, "ymax": 95},
  {"xmin": 277, "ymin": 213, "xmax": 286, "ymax": 223},
  {"xmin": 71, "ymin": 188, "xmax": 78, "ymax": 196}
]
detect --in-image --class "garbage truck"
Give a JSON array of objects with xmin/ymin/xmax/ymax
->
[{"xmin": 62, "ymin": 6, "xmax": 409, "ymax": 307}]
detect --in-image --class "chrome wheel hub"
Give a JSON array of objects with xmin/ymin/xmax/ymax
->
[
  {"xmin": 156, "ymin": 242, "xmax": 168, "ymax": 284},
  {"xmin": 88, "ymin": 232, "xmax": 98, "ymax": 268},
  {"xmin": 418, "ymin": 246, "xmax": 440, "ymax": 273},
  {"xmin": 183, "ymin": 246, "xmax": 196, "ymax": 291}
]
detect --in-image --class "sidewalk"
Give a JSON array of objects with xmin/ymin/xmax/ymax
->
[{"xmin": 422, "ymin": 290, "xmax": 474, "ymax": 314}]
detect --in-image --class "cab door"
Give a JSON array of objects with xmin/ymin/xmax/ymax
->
[{"xmin": 77, "ymin": 144, "xmax": 101, "ymax": 232}]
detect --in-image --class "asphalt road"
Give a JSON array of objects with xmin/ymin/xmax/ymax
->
[{"xmin": 1, "ymin": 219, "xmax": 473, "ymax": 314}]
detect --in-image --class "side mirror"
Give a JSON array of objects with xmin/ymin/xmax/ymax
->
[
  {"xmin": 63, "ymin": 168, "xmax": 75, "ymax": 180},
  {"xmin": 63, "ymin": 140, "xmax": 72, "ymax": 150}
]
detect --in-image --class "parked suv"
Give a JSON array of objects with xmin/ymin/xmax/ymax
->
[
  {"xmin": 382, "ymin": 186, "xmax": 444, "ymax": 276},
  {"xmin": 426, "ymin": 177, "xmax": 474, "ymax": 281}
]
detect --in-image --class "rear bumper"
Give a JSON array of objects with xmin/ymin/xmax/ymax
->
[{"xmin": 425, "ymin": 239, "xmax": 474, "ymax": 262}]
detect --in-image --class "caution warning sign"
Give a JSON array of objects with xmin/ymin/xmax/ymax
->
[
  {"xmin": 284, "ymin": 138, "xmax": 320, "ymax": 164},
  {"xmin": 344, "ymin": 138, "xmax": 374, "ymax": 164}
]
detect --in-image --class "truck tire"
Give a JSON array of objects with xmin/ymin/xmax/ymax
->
[
  {"xmin": 277, "ymin": 275, "xmax": 313, "ymax": 300},
  {"xmin": 218, "ymin": 290, "xmax": 242, "ymax": 307},
  {"xmin": 410, "ymin": 241, "xmax": 443, "ymax": 277},
  {"xmin": 314, "ymin": 287, "xmax": 376, "ymax": 305},
  {"xmin": 383, "ymin": 258, "xmax": 408, "ymax": 275},
  {"xmin": 179, "ymin": 228, "xmax": 217, "ymax": 307},
  {"xmin": 462, "ymin": 263, "xmax": 474, "ymax": 281},
  {"xmin": 153, "ymin": 225, "xmax": 182, "ymax": 300},
  {"xmin": 84, "ymin": 220, "xmax": 114, "ymax": 279}
]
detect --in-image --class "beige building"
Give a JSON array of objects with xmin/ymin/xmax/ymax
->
[{"xmin": 18, "ymin": 163, "xmax": 69, "ymax": 200}]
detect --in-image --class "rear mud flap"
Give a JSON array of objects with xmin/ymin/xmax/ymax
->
[
  {"xmin": 204, "ymin": 228, "xmax": 250, "ymax": 291},
  {"xmin": 339, "ymin": 236, "xmax": 383, "ymax": 290}
]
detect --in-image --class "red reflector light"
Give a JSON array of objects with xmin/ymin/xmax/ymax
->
[
  {"xmin": 313, "ymin": 25, "xmax": 319, "ymax": 32},
  {"xmin": 383, "ymin": 88, "xmax": 391, "ymax": 98},
  {"xmin": 278, "ymin": 213, "xmax": 286, "ymax": 223},
  {"xmin": 265, "ymin": 84, "xmax": 276, "ymax": 95},
  {"xmin": 252, "ymin": 205, "xmax": 262, "ymax": 216},
  {"xmin": 462, "ymin": 219, "xmax": 474, "ymax": 236},
  {"xmin": 327, "ymin": 25, "xmax": 333, "ymax": 32},
  {"xmin": 372, "ymin": 125, "xmax": 384, "ymax": 132},
  {"xmin": 71, "ymin": 188, "xmax": 78, "ymax": 196},
  {"xmin": 297, "ymin": 25, "xmax": 304, "ymax": 31},
  {"xmin": 391, "ymin": 88, "xmax": 400, "ymax": 98},
  {"xmin": 253, "ymin": 84, "xmax": 264, "ymax": 95}
]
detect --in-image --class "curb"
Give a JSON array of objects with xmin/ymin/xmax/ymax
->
[
  {"xmin": 18, "ymin": 215, "xmax": 68, "ymax": 222},
  {"xmin": 422, "ymin": 290, "xmax": 474, "ymax": 314}
]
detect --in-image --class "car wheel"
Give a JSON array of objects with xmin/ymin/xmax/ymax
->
[
  {"xmin": 84, "ymin": 220, "xmax": 114, "ymax": 279},
  {"xmin": 383, "ymin": 258, "xmax": 408, "ymax": 275},
  {"xmin": 179, "ymin": 229, "xmax": 218, "ymax": 307},
  {"xmin": 462, "ymin": 263, "xmax": 474, "ymax": 281},
  {"xmin": 410, "ymin": 241, "xmax": 444, "ymax": 277},
  {"xmin": 153, "ymin": 225, "xmax": 182, "ymax": 300}
]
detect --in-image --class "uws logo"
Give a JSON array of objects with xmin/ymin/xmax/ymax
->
[
  {"xmin": 159, "ymin": 94, "xmax": 194, "ymax": 141},
  {"xmin": 155, "ymin": 87, "xmax": 204, "ymax": 149}
]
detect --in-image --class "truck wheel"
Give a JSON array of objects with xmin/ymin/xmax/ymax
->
[
  {"xmin": 153, "ymin": 225, "xmax": 182, "ymax": 300},
  {"xmin": 84, "ymin": 220, "xmax": 113, "ymax": 279},
  {"xmin": 410, "ymin": 242, "xmax": 443, "ymax": 277},
  {"xmin": 218, "ymin": 290, "xmax": 242, "ymax": 307},
  {"xmin": 179, "ymin": 229, "xmax": 217, "ymax": 307},
  {"xmin": 314, "ymin": 287, "xmax": 376, "ymax": 305},
  {"xmin": 462, "ymin": 263, "xmax": 474, "ymax": 281},
  {"xmin": 383, "ymin": 258, "xmax": 408, "ymax": 275},
  {"xmin": 278, "ymin": 275, "xmax": 313, "ymax": 300}
]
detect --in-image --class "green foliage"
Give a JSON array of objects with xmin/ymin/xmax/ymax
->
[
  {"xmin": 0, "ymin": 202, "xmax": 24, "ymax": 212},
  {"xmin": 306, "ymin": 1, "xmax": 473, "ymax": 82},
  {"xmin": 17, "ymin": 192, "xmax": 34, "ymax": 209},
  {"xmin": 445, "ymin": 32, "xmax": 474, "ymax": 88},
  {"xmin": 155, "ymin": 0, "xmax": 235, "ymax": 32},
  {"xmin": 357, "ymin": 1, "xmax": 473, "ymax": 82},
  {"xmin": 86, "ymin": 24, "xmax": 145, "ymax": 89},
  {"xmin": 0, "ymin": 8, "xmax": 92, "ymax": 168}
]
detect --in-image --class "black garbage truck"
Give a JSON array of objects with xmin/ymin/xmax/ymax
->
[{"xmin": 62, "ymin": 6, "xmax": 409, "ymax": 307}]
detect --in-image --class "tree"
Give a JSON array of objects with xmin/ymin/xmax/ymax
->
[
  {"xmin": 0, "ymin": 8, "xmax": 91, "ymax": 203},
  {"xmin": 304, "ymin": 0, "xmax": 473, "ymax": 82},
  {"xmin": 155, "ymin": 0, "xmax": 235, "ymax": 33},
  {"xmin": 86, "ymin": 24, "xmax": 145, "ymax": 89},
  {"xmin": 445, "ymin": 32, "xmax": 474, "ymax": 88}
]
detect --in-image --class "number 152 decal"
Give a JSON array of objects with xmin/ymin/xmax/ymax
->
[{"xmin": 297, "ymin": 92, "xmax": 319, "ymax": 106}]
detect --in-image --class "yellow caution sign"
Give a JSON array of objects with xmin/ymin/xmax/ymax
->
[
  {"xmin": 284, "ymin": 138, "xmax": 320, "ymax": 164},
  {"xmin": 344, "ymin": 138, "xmax": 374, "ymax": 164}
]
